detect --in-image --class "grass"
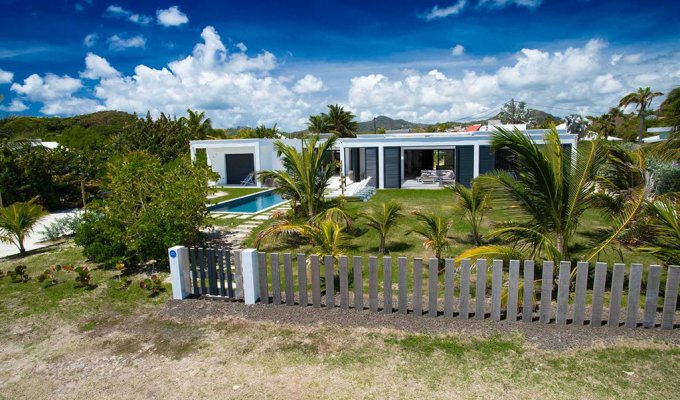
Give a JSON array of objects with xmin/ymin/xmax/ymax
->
[
  {"xmin": 1, "ymin": 244, "xmax": 679, "ymax": 398},
  {"xmin": 207, "ymin": 187, "xmax": 265, "ymax": 204},
  {"xmin": 248, "ymin": 189, "xmax": 660, "ymax": 264}
]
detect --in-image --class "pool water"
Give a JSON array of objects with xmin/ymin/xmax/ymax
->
[{"xmin": 209, "ymin": 190, "xmax": 286, "ymax": 213}]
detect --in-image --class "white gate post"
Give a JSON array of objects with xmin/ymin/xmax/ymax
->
[
  {"xmin": 241, "ymin": 249, "xmax": 261, "ymax": 304},
  {"xmin": 168, "ymin": 245, "xmax": 191, "ymax": 299}
]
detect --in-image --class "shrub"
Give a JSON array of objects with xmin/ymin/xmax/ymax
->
[
  {"xmin": 647, "ymin": 158, "xmax": 680, "ymax": 194},
  {"xmin": 63, "ymin": 265, "xmax": 92, "ymax": 288},
  {"xmin": 40, "ymin": 213, "xmax": 83, "ymax": 242},
  {"xmin": 140, "ymin": 274, "xmax": 164, "ymax": 296},
  {"xmin": 8, "ymin": 265, "xmax": 30, "ymax": 283},
  {"xmin": 115, "ymin": 263, "xmax": 131, "ymax": 290},
  {"xmin": 37, "ymin": 264, "xmax": 62, "ymax": 285}
]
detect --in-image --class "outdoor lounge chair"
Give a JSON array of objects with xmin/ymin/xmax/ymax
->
[
  {"xmin": 439, "ymin": 170, "xmax": 455, "ymax": 184},
  {"xmin": 240, "ymin": 173, "xmax": 255, "ymax": 186},
  {"xmin": 417, "ymin": 170, "xmax": 438, "ymax": 183}
]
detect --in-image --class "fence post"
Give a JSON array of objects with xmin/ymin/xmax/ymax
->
[
  {"xmin": 241, "ymin": 249, "xmax": 261, "ymax": 305},
  {"xmin": 168, "ymin": 245, "xmax": 191, "ymax": 299}
]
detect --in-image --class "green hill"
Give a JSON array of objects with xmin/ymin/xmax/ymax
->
[{"xmin": 0, "ymin": 111, "xmax": 136, "ymax": 142}]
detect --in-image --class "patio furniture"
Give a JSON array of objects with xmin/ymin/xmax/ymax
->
[
  {"xmin": 240, "ymin": 173, "xmax": 255, "ymax": 186},
  {"xmin": 417, "ymin": 170, "xmax": 438, "ymax": 183},
  {"xmin": 439, "ymin": 170, "xmax": 455, "ymax": 184}
]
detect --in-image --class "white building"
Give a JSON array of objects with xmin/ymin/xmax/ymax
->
[{"xmin": 190, "ymin": 125, "xmax": 577, "ymax": 189}]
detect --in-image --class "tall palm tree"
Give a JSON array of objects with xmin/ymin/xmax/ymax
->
[
  {"xmin": 258, "ymin": 135, "xmax": 336, "ymax": 220},
  {"xmin": 322, "ymin": 104, "xmax": 358, "ymax": 138},
  {"xmin": 360, "ymin": 202, "xmax": 402, "ymax": 254},
  {"xmin": 181, "ymin": 109, "xmax": 213, "ymax": 140},
  {"xmin": 0, "ymin": 198, "xmax": 47, "ymax": 256},
  {"xmin": 591, "ymin": 113, "xmax": 616, "ymax": 139},
  {"xmin": 408, "ymin": 211, "xmax": 452, "ymax": 268},
  {"xmin": 448, "ymin": 181, "xmax": 489, "ymax": 246},
  {"xmin": 307, "ymin": 115, "xmax": 329, "ymax": 134},
  {"xmin": 459, "ymin": 127, "xmax": 608, "ymax": 262},
  {"xmin": 619, "ymin": 87, "xmax": 664, "ymax": 143}
]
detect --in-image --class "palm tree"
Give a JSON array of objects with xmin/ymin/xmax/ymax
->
[
  {"xmin": 408, "ymin": 211, "xmax": 452, "ymax": 268},
  {"xmin": 448, "ymin": 181, "xmax": 489, "ymax": 246},
  {"xmin": 307, "ymin": 115, "xmax": 329, "ymax": 134},
  {"xmin": 258, "ymin": 135, "xmax": 336, "ymax": 220},
  {"xmin": 360, "ymin": 202, "xmax": 403, "ymax": 254},
  {"xmin": 639, "ymin": 198, "xmax": 680, "ymax": 265},
  {"xmin": 591, "ymin": 113, "xmax": 616, "ymax": 140},
  {"xmin": 459, "ymin": 127, "xmax": 608, "ymax": 262},
  {"xmin": 181, "ymin": 109, "xmax": 213, "ymax": 140},
  {"xmin": 253, "ymin": 124, "xmax": 281, "ymax": 138},
  {"xmin": 0, "ymin": 199, "xmax": 47, "ymax": 256},
  {"xmin": 619, "ymin": 87, "xmax": 664, "ymax": 143},
  {"xmin": 322, "ymin": 104, "xmax": 358, "ymax": 138}
]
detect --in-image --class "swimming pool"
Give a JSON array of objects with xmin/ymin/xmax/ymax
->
[{"xmin": 209, "ymin": 190, "xmax": 286, "ymax": 213}]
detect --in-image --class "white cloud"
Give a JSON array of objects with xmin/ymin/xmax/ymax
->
[
  {"xmin": 10, "ymin": 73, "xmax": 103, "ymax": 115},
  {"xmin": 235, "ymin": 42, "xmax": 247, "ymax": 52},
  {"xmin": 610, "ymin": 52, "xmax": 643, "ymax": 65},
  {"xmin": 482, "ymin": 56, "xmax": 497, "ymax": 65},
  {"xmin": 451, "ymin": 44, "xmax": 465, "ymax": 56},
  {"xmin": 80, "ymin": 53, "xmax": 120, "ymax": 79},
  {"xmin": 422, "ymin": 0, "xmax": 466, "ymax": 20},
  {"xmin": 156, "ymin": 6, "xmax": 189, "ymax": 27},
  {"xmin": 292, "ymin": 74, "xmax": 326, "ymax": 94},
  {"xmin": 479, "ymin": 0, "xmax": 542, "ymax": 9},
  {"xmin": 108, "ymin": 35, "xmax": 146, "ymax": 50},
  {"xmin": 0, "ymin": 99, "xmax": 28, "ymax": 112},
  {"xmin": 104, "ymin": 5, "xmax": 152, "ymax": 25},
  {"xmin": 0, "ymin": 68, "xmax": 13, "ymax": 84},
  {"xmin": 83, "ymin": 33, "xmax": 98, "ymax": 48}
]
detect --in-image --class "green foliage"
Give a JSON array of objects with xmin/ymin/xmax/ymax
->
[
  {"xmin": 359, "ymin": 202, "xmax": 403, "ymax": 254},
  {"xmin": 37, "ymin": 264, "xmax": 62, "ymax": 286},
  {"xmin": 237, "ymin": 123, "xmax": 281, "ymax": 138},
  {"xmin": 647, "ymin": 158, "xmax": 680, "ymax": 194},
  {"xmin": 114, "ymin": 112, "xmax": 196, "ymax": 163},
  {"xmin": 180, "ymin": 109, "xmax": 213, "ymax": 140},
  {"xmin": 408, "ymin": 211, "xmax": 452, "ymax": 267},
  {"xmin": 660, "ymin": 87, "xmax": 680, "ymax": 131},
  {"xmin": 497, "ymin": 100, "xmax": 533, "ymax": 125},
  {"xmin": 7, "ymin": 265, "xmax": 30, "ymax": 283},
  {"xmin": 258, "ymin": 135, "xmax": 337, "ymax": 219},
  {"xmin": 306, "ymin": 115, "xmax": 329, "ymax": 133},
  {"xmin": 308, "ymin": 104, "xmax": 358, "ymax": 137},
  {"xmin": 639, "ymin": 198, "xmax": 680, "ymax": 265},
  {"xmin": 447, "ymin": 181, "xmax": 489, "ymax": 246},
  {"xmin": 0, "ymin": 198, "xmax": 47, "ymax": 256},
  {"xmin": 75, "ymin": 152, "xmax": 215, "ymax": 267},
  {"xmin": 140, "ymin": 274, "xmax": 165, "ymax": 296},
  {"xmin": 62, "ymin": 265, "xmax": 93, "ymax": 287},
  {"xmin": 39, "ymin": 213, "xmax": 83, "ymax": 242}
]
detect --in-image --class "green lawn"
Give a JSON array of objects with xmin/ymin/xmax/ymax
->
[
  {"xmin": 248, "ymin": 189, "xmax": 660, "ymax": 266},
  {"xmin": 207, "ymin": 187, "xmax": 265, "ymax": 204}
]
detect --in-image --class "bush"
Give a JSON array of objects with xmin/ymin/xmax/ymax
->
[
  {"xmin": 37, "ymin": 264, "xmax": 62, "ymax": 285},
  {"xmin": 40, "ymin": 213, "xmax": 83, "ymax": 242},
  {"xmin": 8, "ymin": 265, "xmax": 30, "ymax": 283},
  {"xmin": 75, "ymin": 153, "xmax": 215, "ymax": 267},
  {"xmin": 647, "ymin": 158, "xmax": 680, "ymax": 194},
  {"xmin": 140, "ymin": 274, "xmax": 164, "ymax": 296}
]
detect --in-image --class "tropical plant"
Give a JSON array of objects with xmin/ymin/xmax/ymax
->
[
  {"xmin": 140, "ymin": 274, "xmax": 165, "ymax": 296},
  {"xmin": 115, "ymin": 111, "xmax": 194, "ymax": 163},
  {"xmin": 448, "ymin": 181, "xmax": 489, "ymax": 246},
  {"xmin": 408, "ymin": 211, "xmax": 452, "ymax": 268},
  {"xmin": 37, "ymin": 264, "xmax": 62, "ymax": 286},
  {"xmin": 8, "ymin": 265, "xmax": 30, "ymax": 283},
  {"xmin": 181, "ymin": 109, "xmax": 213, "ymax": 140},
  {"xmin": 258, "ymin": 135, "xmax": 337, "ymax": 220},
  {"xmin": 590, "ymin": 113, "xmax": 616, "ymax": 139},
  {"xmin": 321, "ymin": 104, "xmax": 358, "ymax": 138},
  {"xmin": 619, "ymin": 87, "xmax": 664, "ymax": 143},
  {"xmin": 0, "ymin": 198, "xmax": 47, "ymax": 256},
  {"xmin": 458, "ymin": 128, "xmax": 608, "ymax": 262},
  {"xmin": 255, "ymin": 217, "xmax": 350, "ymax": 259},
  {"xmin": 639, "ymin": 197, "xmax": 680, "ymax": 265},
  {"xmin": 360, "ymin": 202, "xmax": 403, "ymax": 254},
  {"xmin": 62, "ymin": 265, "xmax": 93, "ymax": 288},
  {"xmin": 659, "ymin": 87, "xmax": 680, "ymax": 131},
  {"xmin": 307, "ymin": 115, "xmax": 329, "ymax": 134},
  {"xmin": 497, "ymin": 99, "xmax": 534, "ymax": 125}
]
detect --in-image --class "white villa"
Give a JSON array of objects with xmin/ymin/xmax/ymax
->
[{"xmin": 190, "ymin": 123, "xmax": 578, "ymax": 190}]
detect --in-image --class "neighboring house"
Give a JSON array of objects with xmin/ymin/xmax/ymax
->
[
  {"xmin": 643, "ymin": 126, "xmax": 675, "ymax": 143},
  {"xmin": 190, "ymin": 124, "xmax": 577, "ymax": 188}
]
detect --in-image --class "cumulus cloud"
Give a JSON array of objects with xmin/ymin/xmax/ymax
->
[
  {"xmin": 10, "ymin": 73, "xmax": 103, "ymax": 115},
  {"xmin": 346, "ymin": 39, "xmax": 680, "ymax": 123},
  {"xmin": 0, "ymin": 99, "xmax": 28, "ymax": 112},
  {"xmin": 104, "ymin": 5, "xmax": 152, "ymax": 25},
  {"xmin": 451, "ymin": 44, "xmax": 465, "ymax": 56},
  {"xmin": 235, "ymin": 42, "xmax": 247, "ymax": 52},
  {"xmin": 156, "ymin": 6, "xmax": 189, "ymax": 26},
  {"xmin": 108, "ymin": 34, "xmax": 146, "ymax": 50},
  {"xmin": 0, "ymin": 68, "xmax": 13, "ymax": 84},
  {"xmin": 83, "ymin": 33, "xmax": 98, "ymax": 48},
  {"xmin": 478, "ymin": 0, "xmax": 542, "ymax": 9},
  {"xmin": 80, "ymin": 53, "xmax": 120, "ymax": 79},
  {"xmin": 292, "ymin": 74, "xmax": 326, "ymax": 94},
  {"xmin": 421, "ymin": 0, "xmax": 466, "ymax": 20}
]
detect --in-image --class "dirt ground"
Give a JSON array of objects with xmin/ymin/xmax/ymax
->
[{"xmin": 2, "ymin": 298, "xmax": 680, "ymax": 400}]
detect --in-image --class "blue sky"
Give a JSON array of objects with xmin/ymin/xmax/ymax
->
[{"xmin": 1, "ymin": 0, "xmax": 679, "ymax": 130}]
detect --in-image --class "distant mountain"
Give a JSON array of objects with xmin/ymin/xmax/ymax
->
[{"xmin": 357, "ymin": 116, "xmax": 429, "ymax": 133}]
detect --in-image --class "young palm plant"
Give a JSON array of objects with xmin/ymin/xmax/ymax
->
[
  {"xmin": 258, "ymin": 135, "xmax": 337, "ymax": 220},
  {"xmin": 638, "ymin": 198, "xmax": 680, "ymax": 265},
  {"xmin": 458, "ymin": 127, "xmax": 608, "ymax": 262},
  {"xmin": 360, "ymin": 202, "xmax": 403, "ymax": 254},
  {"xmin": 448, "ymin": 181, "xmax": 489, "ymax": 246},
  {"xmin": 0, "ymin": 198, "xmax": 47, "ymax": 256},
  {"xmin": 408, "ymin": 211, "xmax": 452, "ymax": 269}
]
